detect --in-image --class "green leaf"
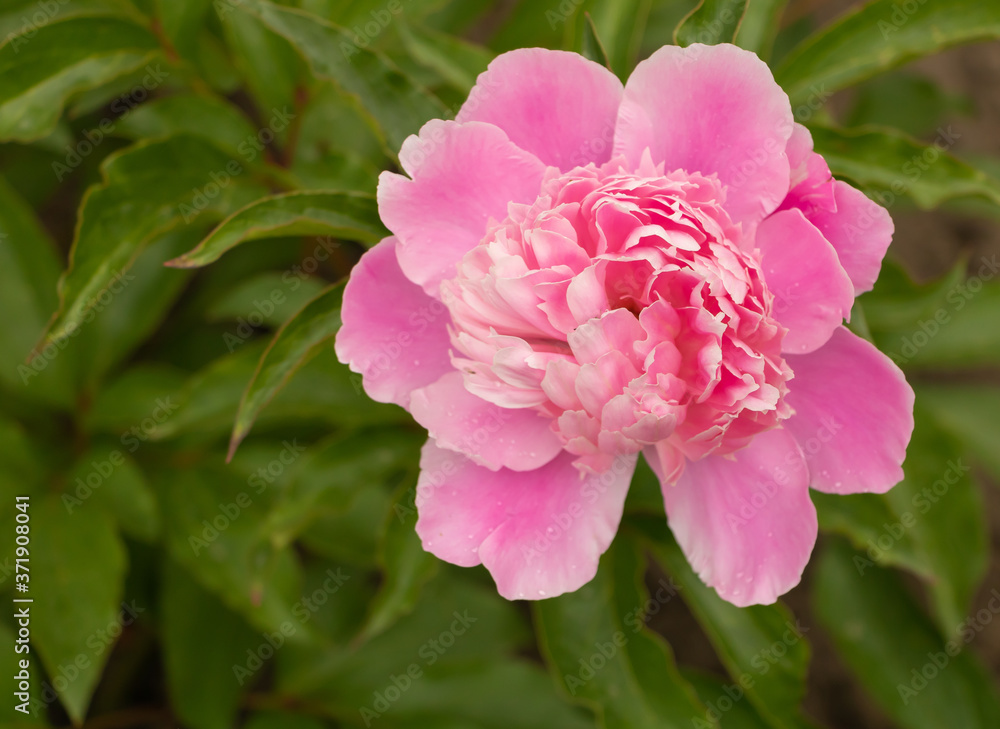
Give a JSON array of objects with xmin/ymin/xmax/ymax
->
[
  {"xmin": 579, "ymin": 12, "xmax": 612, "ymax": 69},
  {"xmin": 733, "ymin": 0, "xmax": 787, "ymax": 58},
  {"xmin": 682, "ymin": 670, "xmax": 775, "ymax": 729},
  {"xmin": 244, "ymin": 712, "xmax": 326, "ymax": 729},
  {"xmin": 675, "ymin": 0, "xmax": 747, "ymax": 47},
  {"xmin": 535, "ymin": 539, "xmax": 708, "ymax": 729},
  {"xmin": 0, "ymin": 174, "xmax": 76, "ymax": 408},
  {"xmin": 916, "ymin": 383, "xmax": 1000, "ymax": 484},
  {"xmin": 775, "ymin": 0, "xmax": 1000, "ymax": 105},
  {"xmin": 228, "ymin": 283, "xmax": 344, "ymax": 459},
  {"xmin": 146, "ymin": 344, "xmax": 403, "ymax": 442},
  {"xmin": 359, "ymin": 479, "xmax": 438, "ymax": 642},
  {"xmin": 396, "ymin": 21, "xmax": 493, "ymax": 93},
  {"xmin": 0, "ymin": 15, "xmax": 160, "ymax": 142},
  {"xmin": 219, "ymin": 6, "xmax": 303, "ymax": 124},
  {"xmin": 207, "ymin": 272, "xmax": 327, "ymax": 328},
  {"xmin": 66, "ymin": 447, "xmax": 160, "ymax": 542},
  {"xmin": 814, "ymin": 539, "xmax": 1000, "ymax": 729},
  {"xmin": 233, "ymin": 0, "xmax": 448, "ymax": 153},
  {"xmin": 162, "ymin": 559, "xmax": 259, "ymax": 729},
  {"xmin": 810, "ymin": 124, "xmax": 1000, "ymax": 210},
  {"xmin": 32, "ymin": 497, "xmax": 127, "ymax": 723},
  {"xmin": 583, "ymin": 0, "xmax": 650, "ymax": 78},
  {"xmin": 168, "ymin": 190, "xmax": 384, "ymax": 268},
  {"xmin": 634, "ymin": 519, "xmax": 810, "ymax": 729},
  {"xmin": 43, "ymin": 134, "xmax": 269, "ymax": 344},
  {"xmin": 266, "ymin": 430, "xmax": 421, "ymax": 548},
  {"xmin": 156, "ymin": 461, "xmax": 312, "ymax": 640},
  {"xmin": 155, "ymin": 0, "xmax": 213, "ymax": 61},
  {"xmin": 114, "ymin": 93, "xmax": 260, "ymax": 158}
]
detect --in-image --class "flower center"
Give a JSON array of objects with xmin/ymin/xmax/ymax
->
[{"xmin": 440, "ymin": 156, "xmax": 792, "ymax": 478}]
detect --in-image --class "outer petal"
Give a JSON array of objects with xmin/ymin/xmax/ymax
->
[
  {"xmin": 415, "ymin": 441, "xmax": 636, "ymax": 599},
  {"xmin": 334, "ymin": 237, "xmax": 453, "ymax": 408},
  {"xmin": 410, "ymin": 371, "xmax": 563, "ymax": 472},
  {"xmin": 780, "ymin": 126, "xmax": 893, "ymax": 295},
  {"xmin": 662, "ymin": 428, "xmax": 817, "ymax": 607},
  {"xmin": 378, "ymin": 120, "xmax": 547, "ymax": 295},
  {"xmin": 615, "ymin": 43, "xmax": 794, "ymax": 232},
  {"xmin": 756, "ymin": 208, "xmax": 854, "ymax": 355},
  {"xmin": 808, "ymin": 181, "xmax": 894, "ymax": 295},
  {"xmin": 456, "ymin": 48, "xmax": 624, "ymax": 170},
  {"xmin": 784, "ymin": 326, "xmax": 914, "ymax": 495}
]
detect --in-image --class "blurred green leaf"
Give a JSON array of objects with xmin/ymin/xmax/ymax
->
[
  {"xmin": 810, "ymin": 124, "xmax": 1000, "ymax": 210},
  {"xmin": 156, "ymin": 462, "xmax": 313, "ymax": 640},
  {"xmin": 733, "ymin": 0, "xmax": 787, "ymax": 58},
  {"xmin": 634, "ymin": 519, "xmax": 810, "ymax": 729},
  {"xmin": 43, "ymin": 134, "xmax": 269, "ymax": 344},
  {"xmin": 243, "ymin": 712, "xmax": 326, "ymax": 729},
  {"xmin": 66, "ymin": 448, "xmax": 160, "ymax": 542},
  {"xmin": 682, "ymin": 670, "xmax": 778, "ymax": 729},
  {"xmin": 0, "ymin": 15, "xmax": 160, "ymax": 142},
  {"xmin": 397, "ymin": 21, "xmax": 493, "ymax": 93},
  {"xmin": 584, "ymin": 0, "xmax": 649, "ymax": 78},
  {"xmin": 535, "ymin": 540, "xmax": 708, "ymax": 729},
  {"xmin": 847, "ymin": 71, "xmax": 970, "ymax": 138},
  {"xmin": 815, "ymin": 539, "xmax": 1000, "ymax": 729},
  {"xmin": 114, "ymin": 93, "xmax": 260, "ymax": 157},
  {"xmin": 359, "ymin": 478, "xmax": 438, "ymax": 642},
  {"xmin": 234, "ymin": 0, "xmax": 448, "ymax": 153},
  {"xmin": 168, "ymin": 190, "xmax": 383, "ymax": 268},
  {"xmin": 162, "ymin": 558, "xmax": 259, "ymax": 729},
  {"xmin": 917, "ymin": 383, "xmax": 1000, "ymax": 484},
  {"xmin": 675, "ymin": 0, "xmax": 747, "ymax": 47},
  {"xmin": 155, "ymin": 0, "xmax": 213, "ymax": 61},
  {"xmin": 0, "ymin": 174, "xmax": 76, "ymax": 408},
  {"xmin": 775, "ymin": 0, "xmax": 1000, "ymax": 105},
  {"xmin": 579, "ymin": 13, "xmax": 612, "ymax": 70},
  {"xmin": 267, "ymin": 430, "xmax": 420, "ymax": 547},
  {"xmin": 32, "ymin": 497, "xmax": 127, "ymax": 724},
  {"xmin": 228, "ymin": 282, "xmax": 344, "ymax": 458},
  {"xmin": 207, "ymin": 272, "xmax": 327, "ymax": 327}
]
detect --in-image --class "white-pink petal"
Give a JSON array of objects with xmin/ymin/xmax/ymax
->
[
  {"xmin": 377, "ymin": 120, "xmax": 547, "ymax": 295},
  {"xmin": 409, "ymin": 371, "xmax": 563, "ymax": 472},
  {"xmin": 457, "ymin": 48, "xmax": 624, "ymax": 170},
  {"xmin": 756, "ymin": 208, "xmax": 854, "ymax": 355},
  {"xmin": 415, "ymin": 440, "xmax": 636, "ymax": 599},
  {"xmin": 334, "ymin": 237, "xmax": 453, "ymax": 408},
  {"xmin": 661, "ymin": 428, "xmax": 817, "ymax": 607},
  {"xmin": 615, "ymin": 43, "xmax": 794, "ymax": 233},
  {"xmin": 784, "ymin": 326, "xmax": 914, "ymax": 495}
]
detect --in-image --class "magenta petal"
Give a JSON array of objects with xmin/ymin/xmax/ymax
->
[
  {"xmin": 661, "ymin": 428, "xmax": 817, "ymax": 607},
  {"xmin": 784, "ymin": 327, "xmax": 914, "ymax": 495},
  {"xmin": 377, "ymin": 120, "xmax": 547, "ymax": 295},
  {"xmin": 757, "ymin": 208, "xmax": 854, "ymax": 355},
  {"xmin": 334, "ymin": 237, "xmax": 453, "ymax": 408},
  {"xmin": 410, "ymin": 372, "xmax": 563, "ymax": 472},
  {"xmin": 808, "ymin": 181, "xmax": 894, "ymax": 295},
  {"xmin": 415, "ymin": 441, "xmax": 636, "ymax": 599},
  {"xmin": 615, "ymin": 43, "xmax": 794, "ymax": 232},
  {"xmin": 456, "ymin": 48, "xmax": 624, "ymax": 170}
]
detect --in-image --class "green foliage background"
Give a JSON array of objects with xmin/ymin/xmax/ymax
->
[{"xmin": 1, "ymin": 0, "xmax": 999, "ymax": 727}]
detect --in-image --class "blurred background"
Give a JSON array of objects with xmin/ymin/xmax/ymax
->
[{"xmin": 1, "ymin": 0, "xmax": 999, "ymax": 728}]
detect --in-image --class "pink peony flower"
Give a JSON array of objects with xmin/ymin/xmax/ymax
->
[{"xmin": 335, "ymin": 43, "xmax": 914, "ymax": 606}]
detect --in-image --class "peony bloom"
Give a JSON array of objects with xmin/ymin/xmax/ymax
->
[{"xmin": 335, "ymin": 43, "xmax": 914, "ymax": 606}]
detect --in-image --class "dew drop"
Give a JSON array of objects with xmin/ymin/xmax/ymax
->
[{"xmin": 538, "ymin": 590, "xmax": 547, "ymax": 597}]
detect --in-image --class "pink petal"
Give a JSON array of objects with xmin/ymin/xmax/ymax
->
[
  {"xmin": 378, "ymin": 120, "xmax": 547, "ymax": 295},
  {"xmin": 784, "ymin": 327, "xmax": 914, "ymax": 495},
  {"xmin": 334, "ymin": 237, "xmax": 453, "ymax": 408},
  {"xmin": 615, "ymin": 43, "xmax": 794, "ymax": 232},
  {"xmin": 415, "ymin": 440, "xmax": 637, "ymax": 599},
  {"xmin": 807, "ymin": 181, "xmax": 894, "ymax": 295},
  {"xmin": 456, "ymin": 48, "xmax": 624, "ymax": 170},
  {"xmin": 661, "ymin": 428, "xmax": 817, "ymax": 607},
  {"xmin": 756, "ymin": 208, "xmax": 854, "ymax": 355},
  {"xmin": 409, "ymin": 372, "xmax": 563, "ymax": 472}
]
